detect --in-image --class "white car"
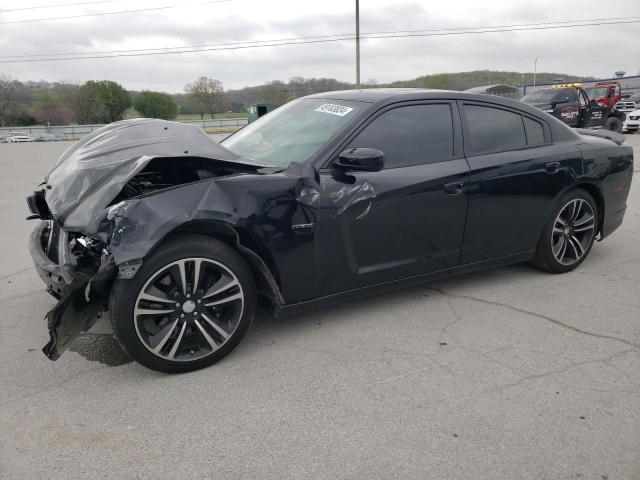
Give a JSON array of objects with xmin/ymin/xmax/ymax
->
[
  {"xmin": 6, "ymin": 131, "xmax": 35, "ymax": 143},
  {"xmin": 623, "ymin": 109, "xmax": 640, "ymax": 133}
]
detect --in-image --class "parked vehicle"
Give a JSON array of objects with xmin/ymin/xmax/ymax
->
[
  {"xmin": 7, "ymin": 131, "xmax": 34, "ymax": 143},
  {"xmin": 622, "ymin": 108, "xmax": 640, "ymax": 133},
  {"xmin": 520, "ymin": 84, "xmax": 625, "ymax": 132},
  {"xmin": 34, "ymin": 133, "xmax": 61, "ymax": 142},
  {"xmin": 27, "ymin": 90, "xmax": 634, "ymax": 373},
  {"xmin": 615, "ymin": 92, "xmax": 640, "ymax": 113},
  {"xmin": 583, "ymin": 81, "xmax": 622, "ymax": 109}
]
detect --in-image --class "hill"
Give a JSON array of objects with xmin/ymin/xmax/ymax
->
[{"xmin": 386, "ymin": 70, "xmax": 596, "ymax": 90}]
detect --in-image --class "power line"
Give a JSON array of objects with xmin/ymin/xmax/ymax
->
[
  {"xmin": 0, "ymin": 0, "xmax": 126, "ymax": 12},
  {"xmin": 2, "ymin": 15, "xmax": 638, "ymax": 59},
  {"xmin": 1, "ymin": 17, "xmax": 639, "ymax": 63},
  {"xmin": 0, "ymin": 33, "xmax": 356, "ymax": 59},
  {"xmin": 0, "ymin": 0, "xmax": 232, "ymax": 24}
]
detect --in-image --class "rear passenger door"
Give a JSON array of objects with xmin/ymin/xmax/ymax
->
[{"xmin": 460, "ymin": 102, "xmax": 567, "ymax": 264}]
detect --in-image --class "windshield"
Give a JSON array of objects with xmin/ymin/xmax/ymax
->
[
  {"xmin": 521, "ymin": 90, "xmax": 559, "ymax": 103},
  {"xmin": 584, "ymin": 87, "xmax": 608, "ymax": 98},
  {"xmin": 222, "ymin": 98, "xmax": 366, "ymax": 167}
]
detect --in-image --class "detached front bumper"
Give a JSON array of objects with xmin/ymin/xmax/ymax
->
[
  {"xmin": 29, "ymin": 221, "xmax": 118, "ymax": 360},
  {"xmin": 29, "ymin": 221, "xmax": 68, "ymax": 299}
]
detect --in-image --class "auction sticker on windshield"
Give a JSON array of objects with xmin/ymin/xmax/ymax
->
[{"xmin": 314, "ymin": 104, "xmax": 354, "ymax": 117}]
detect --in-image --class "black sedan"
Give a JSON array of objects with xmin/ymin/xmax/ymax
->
[{"xmin": 27, "ymin": 89, "xmax": 634, "ymax": 372}]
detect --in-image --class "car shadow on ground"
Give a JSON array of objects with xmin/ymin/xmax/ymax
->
[{"xmin": 70, "ymin": 261, "xmax": 542, "ymax": 370}]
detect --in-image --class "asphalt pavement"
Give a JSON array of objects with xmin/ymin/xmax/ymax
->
[{"xmin": 0, "ymin": 136, "xmax": 638, "ymax": 480}]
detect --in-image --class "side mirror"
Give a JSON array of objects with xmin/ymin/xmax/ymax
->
[
  {"xmin": 553, "ymin": 96, "xmax": 570, "ymax": 105},
  {"xmin": 335, "ymin": 148, "xmax": 384, "ymax": 172}
]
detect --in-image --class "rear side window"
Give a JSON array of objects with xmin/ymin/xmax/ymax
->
[
  {"xmin": 523, "ymin": 117, "xmax": 545, "ymax": 146},
  {"xmin": 463, "ymin": 105, "xmax": 527, "ymax": 154},
  {"xmin": 348, "ymin": 104, "xmax": 454, "ymax": 168}
]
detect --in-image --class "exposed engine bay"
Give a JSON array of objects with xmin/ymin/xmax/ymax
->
[{"xmin": 112, "ymin": 157, "xmax": 258, "ymax": 202}]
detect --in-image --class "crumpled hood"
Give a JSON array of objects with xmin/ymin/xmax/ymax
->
[{"xmin": 44, "ymin": 118, "xmax": 266, "ymax": 230}]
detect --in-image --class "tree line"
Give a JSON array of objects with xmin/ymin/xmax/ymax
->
[
  {"xmin": 0, "ymin": 74, "xmax": 363, "ymax": 127},
  {"xmin": 0, "ymin": 75, "xmax": 232, "ymax": 127},
  {"xmin": 0, "ymin": 70, "xmax": 603, "ymax": 127}
]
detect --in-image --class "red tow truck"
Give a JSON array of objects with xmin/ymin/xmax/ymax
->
[{"xmin": 583, "ymin": 81, "xmax": 622, "ymax": 109}]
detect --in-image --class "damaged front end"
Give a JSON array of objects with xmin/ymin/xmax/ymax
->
[
  {"xmin": 27, "ymin": 118, "xmax": 281, "ymax": 360},
  {"xmin": 28, "ymin": 220, "xmax": 117, "ymax": 359}
]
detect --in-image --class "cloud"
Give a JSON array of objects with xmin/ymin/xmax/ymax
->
[{"xmin": 1, "ymin": 0, "xmax": 638, "ymax": 91}]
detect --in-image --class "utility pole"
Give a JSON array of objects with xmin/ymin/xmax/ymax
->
[
  {"xmin": 355, "ymin": 0, "xmax": 360, "ymax": 87},
  {"xmin": 533, "ymin": 57, "xmax": 538, "ymax": 86}
]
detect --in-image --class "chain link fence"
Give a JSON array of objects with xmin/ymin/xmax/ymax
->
[{"xmin": 0, "ymin": 117, "xmax": 248, "ymax": 139}]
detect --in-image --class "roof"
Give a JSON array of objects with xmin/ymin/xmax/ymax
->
[
  {"xmin": 303, "ymin": 87, "xmax": 577, "ymax": 142},
  {"xmin": 306, "ymin": 88, "xmax": 455, "ymax": 103}
]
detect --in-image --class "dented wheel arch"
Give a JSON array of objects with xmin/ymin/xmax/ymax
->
[{"xmin": 135, "ymin": 220, "xmax": 285, "ymax": 315}]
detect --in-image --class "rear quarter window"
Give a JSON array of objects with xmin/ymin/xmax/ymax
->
[{"xmin": 523, "ymin": 117, "xmax": 546, "ymax": 146}]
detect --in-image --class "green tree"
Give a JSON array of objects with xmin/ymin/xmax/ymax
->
[
  {"xmin": 72, "ymin": 81, "xmax": 105, "ymax": 124},
  {"xmin": 134, "ymin": 91, "xmax": 178, "ymax": 119},
  {"xmin": 72, "ymin": 80, "xmax": 131, "ymax": 124},
  {"xmin": 93, "ymin": 80, "xmax": 131, "ymax": 122}
]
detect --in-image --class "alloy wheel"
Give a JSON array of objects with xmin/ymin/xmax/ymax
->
[
  {"xmin": 133, "ymin": 257, "xmax": 244, "ymax": 362},
  {"xmin": 551, "ymin": 198, "xmax": 596, "ymax": 266}
]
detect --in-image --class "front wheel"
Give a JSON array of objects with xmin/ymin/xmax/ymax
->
[
  {"xmin": 604, "ymin": 116, "xmax": 622, "ymax": 133},
  {"xmin": 532, "ymin": 189, "xmax": 598, "ymax": 273},
  {"xmin": 110, "ymin": 234, "xmax": 256, "ymax": 373}
]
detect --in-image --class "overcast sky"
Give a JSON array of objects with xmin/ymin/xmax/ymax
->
[{"xmin": 1, "ymin": 0, "xmax": 639, "ymax": 92}]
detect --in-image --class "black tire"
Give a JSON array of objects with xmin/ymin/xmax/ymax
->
[
  {"xmin": 110, "ymin": 233, "xmax": 256, "ymax": 373},
  {"xmin": 604, "ymin": 116, "xmax": 622, "ymax": 133},
  {"xmin": 532, "ymin": 189, "xmax": 598, "ymax": 274}
]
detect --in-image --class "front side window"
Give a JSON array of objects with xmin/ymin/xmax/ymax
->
[
  {"xmin": 222, "ymin": 98, "xmax": 366, "ymax": 168},
  {"xmin": 463, "ymin": 105, "xmax": 527, "ymax": 154},
  {"xmin": 347, "ymin": 104, "xmax": 454, "ymax": 169}
]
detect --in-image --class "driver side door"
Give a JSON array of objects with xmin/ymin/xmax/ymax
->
[{"xmin": 316, "ymin": 102, "xmax": 470, "ymax": 297}]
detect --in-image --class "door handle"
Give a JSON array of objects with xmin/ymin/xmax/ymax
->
[
  {"xmin": 545, "ymin": 161, "xmax": 561, "ymax": 173},
  {"xmin": 444, "ymin": 181, "xmax": 465, "ymax": 194}
]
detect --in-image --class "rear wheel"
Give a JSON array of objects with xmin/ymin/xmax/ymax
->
[
  {"xmin": 532, "ymin": 189, "xmax": 598, "ymax": 273},
  {"xmin": 110, "ymin": 234, "xmax": 256, "ymax": 373},
  {"xmin": 604, "ymin": 116, "xmax": 622, "ymax": 132}
]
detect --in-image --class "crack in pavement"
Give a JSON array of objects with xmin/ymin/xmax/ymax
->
[
  {"xmin": 425, "ymin": 286, "xmax": 639, "ymax": 349},
  {"xmin": 402, "ymin": 348, "xmax": 640, "ymax": 414}
]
